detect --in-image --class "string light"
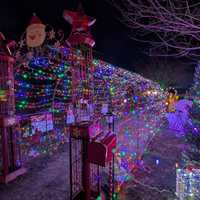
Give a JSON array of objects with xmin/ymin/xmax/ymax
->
[
  {"xmin": 92, "ymin": 59, "xmax": 166, "ymax": 186},
  {"xmin": 10, "ymin": 17, "xmax": 168, "ymax": 194}
]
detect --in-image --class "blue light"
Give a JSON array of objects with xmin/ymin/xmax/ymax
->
[
  {"xmin": 133, "ymin": 96, "xmax": 139, "ymax": 102},
  {"xmin": 62, "ymin": 48, "xmax": 70, "ymax": 56},
  {"xmin": 29, "ymin": 57, "xmax": 49, "ymax": 67}
]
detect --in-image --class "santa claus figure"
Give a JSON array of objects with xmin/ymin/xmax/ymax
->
[{"xmin": 26, "ymin": 14, "xmax": 46, "ymax": 48}]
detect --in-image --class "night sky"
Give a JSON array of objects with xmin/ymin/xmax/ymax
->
[
  {"xmin": 0, "ymin": 0, "xmax": 145, "ymax": 71},
  {"xmin": 0, "ymin": 0, "xmax": 195, "ymax": 88}
]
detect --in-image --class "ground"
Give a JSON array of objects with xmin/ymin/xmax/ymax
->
[
  {"xmin": 0, "ymin": 145, "xmax": 70, "ymax": 200},
  {"xmin": 0, "ymin": 128, "xmax": 184, "ymax": 200},
  {"xmin": 120, "ymin": 129, "xmax": 184, "ymax": 200}
]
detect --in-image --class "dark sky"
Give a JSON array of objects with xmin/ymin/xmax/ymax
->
[
  {"xmin": 0, "ymin": 0, "xmax": 195, "ymax": 89},
  {"xmin": 0, "ymin": 0, "xmax": 144, "ymax": 71}
]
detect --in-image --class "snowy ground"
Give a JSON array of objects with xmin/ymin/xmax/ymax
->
[{"xmin": 0, "ymin": 123, "xmax": 184, "ymax": 200}]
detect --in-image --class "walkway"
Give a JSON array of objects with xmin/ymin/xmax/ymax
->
[
  {"xmin": 0, "ymin": 127, "xmax": 185, "ymax": 200},
  {"xmin": 120, "ymin": 129, "xmax": 185, "ymax": 200},
  {"xmin": 0, "ymin": 145, "xmax": 70, "ymax": 200}
]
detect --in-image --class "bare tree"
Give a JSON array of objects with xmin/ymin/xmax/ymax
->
[
  {"xmin": 134, "ymin": 57, "xmax": 192, "ymax": 89},
  {"xmin": 111, "ymin": 0, "xmax": 200, "ymax": 58}
]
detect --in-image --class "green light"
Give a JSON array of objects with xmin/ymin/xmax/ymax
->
[
  {"xmin": 21, "ymin": 101, "xmax": 27, "ymax": 105},
  {"xmin": 18, "ymin": 104, "xmax": 23, "ymax": 108},
  {"xmin": 120, "ymin": 151, "xmax": 126, "ymax": 157},
  {"xmin": 96, "ymin": 196, "xmax": 101, "ymax": 200},
  {"xmin": 113, "ymin": 192, "xmax": 120, "ymax": 200},
  {"xmin": 64, "ymin": 65, "xmax": 69, "ymax": 69},
  {"xmin": 0, "ymin": 90, "xmax": 5, "ymax": 95},
  {"xmin": 58, "ymin": 73, "xmax": 64, "ymax": 78},
  {"xmin": 112, "ymin": 148, "xmax": 116, "ymax": 153},
  {"xmin": 93, "ymin": 60, "xmax": 98, "ymax": 65},
  {"xmin": 23, "ymin": 74, "xmax": 28, "ymax": 79},
  {"xmin": 17, "ymin": 101, "xmax": 27, "ymax": 109}
]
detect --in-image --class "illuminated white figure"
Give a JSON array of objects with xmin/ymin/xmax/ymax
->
[
  {"xmin": 101, "ymin": 103, "xmax": 108, "ymax": 115},
  {"xmin": 78, "ymin": 100, "xmax": 90, "ymax": 122},
  {"xmin": 166, "ymin": 100, "xmax": 192, "ymax": 132},
  {"xmin": 66, "ymin": 104, "xmax": 75, "ymax": 124}
]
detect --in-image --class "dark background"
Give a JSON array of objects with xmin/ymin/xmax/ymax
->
[
  {"xmin": 0, "ymin": 0, "xmax": 195, "ymax": 89},
  {"xmin": 0, "ymin": 0, "xmax": 145, "ymax": 70}
]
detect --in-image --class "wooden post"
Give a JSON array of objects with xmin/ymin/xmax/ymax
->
[
  {"xmin": 2, "ymin": 127, "xmax": 9, "ymax": 176},
  {"xmin": 11, "ymin": 127, "xmax": 18, "ymax": 170}
]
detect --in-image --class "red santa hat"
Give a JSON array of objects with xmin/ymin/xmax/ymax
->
[{"xmin": 29, "ymin": 13, "xmax": 43, "ymax": 25}]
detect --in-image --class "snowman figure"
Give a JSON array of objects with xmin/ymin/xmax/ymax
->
[
  {"xmin": 66, "ymin": 104, "xmax": 75, "ymax": 124},
  {"xmin": 77, "ymin": 99, "xmax": 90, "ymax": 122},
  {"xmin": 101, "ymin": 103, "xmax": 108, "ymax": 115}
]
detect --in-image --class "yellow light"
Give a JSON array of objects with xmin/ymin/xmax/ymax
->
[
  {"xmin": 154, "ymin": 91, "xmax": 158, "ymax": 95},
  {"xmin": 147, "ymin": 91, "xmax": 151, "ymax": 95}
]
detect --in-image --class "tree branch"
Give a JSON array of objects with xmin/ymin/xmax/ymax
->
[{"xmin": 110, "ymin": 0, "xmax": 200, "ymax": 58}]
